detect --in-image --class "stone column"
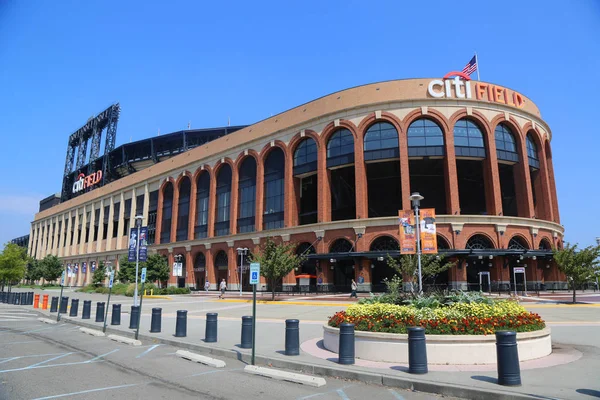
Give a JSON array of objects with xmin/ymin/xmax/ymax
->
[
  {"xmin": 205, "ymin": 245, "xmax": 216, "ymax": 290},
  {"xmin": 87, "ymin": 203, "xmax": 96, "ymax": 254},
  {"xmin": 96, "ymin": 199, "xmax": 105, "ymax": 253},
  {"xmin": 143, "ymin": 183, "xmax": 150, "ymax": 226},
  {"xmin": 116, "ymin": 192, "xmax": 125, "ymax": 250},
  {"xmin": 106, "ymin": 197, "xmax": 115, "ymax": 251},
  {"xmin": 515, "ymin": 135, "xmax": 535, "ymax": 218},
  {"xmin": 443, "ymin": 124, "xmax": 461, "ymax": 215},
  {"xmin": 188, "ymin": 175, "xmax": 197, "ymax": 241},
  {"xmin": 318, "ymin": 137, "xmax": 331, "ymax": 222},
  {"xmin": 167, "ymin": 249, "xmax": 176, "ymax": 287},
  {"xmin": 79, "ymin": 206, "xmax": 87, "ymax": 255},
  {"xmin": 230, "ymin": 165, "xmax": 239, "ymax": 235},
  {"xmin": 58, "ymin": 214, "xmax": 65, "ymax": 258},
  {"xmin": 483, "ymin": 127, "xmax": 503, "ymax": 216},
  {"xmin": 398, "ymin": 124, "xmax": 411, "ymax": 211},
  {"xmin": 354, "ymin": 133, "xmax": 368, "ymax": 220},
  {"xmin": 185, "ymin": 246, "xmax": 194, "ymax": 287},
  {"xmin": 155, "ymin": 185, "xmax": 164, "ymax": 245},
  {"xmin": 207, "ymin": 174, "xmax": 217, "ymax": 237},
  {"xmin": 65, "ymin": 213, "xmax": 73, "ymax": 257},
  {"xmin": 284, "ymin": 150, "xmax": 294, "ymax": 227},
  {"xmin": 27, "ymin": 223, "xmax": 35, "ymax": 258},
  {"xmin": 536, "ymin": 144, "xmax": 554, "ymax": 221},
  {"xmin": 170, "ymin": 181, "xmax": 180, "ymax": 243},
  {"xmin": 255, "ymin": 159, "xmax": 264, "ymax": 231},
  {"xmin": 130, "ymin": 188, "xmax": 138, "ymax": 233},
  {"xmin": 73, "ymin": 211, "xmax": 80, "ymax": 255}
]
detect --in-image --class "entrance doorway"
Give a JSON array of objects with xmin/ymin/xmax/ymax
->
[
  {"xmin": 478, "ymin": 271, "xmax": 491, "ymax": 292},
  {"xmin": 510, "ymin": 266, "xmax": 527, "ymax": 295},
  {"xmin": 333, "ymin": 260, "xmax": 354, "ymax": 293}
]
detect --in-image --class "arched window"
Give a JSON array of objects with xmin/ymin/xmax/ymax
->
[
  {"xmin": 238, "ymin": 157, "xmax": 257, "ymax": 233},
  {"xmin": 508, "ymin": 236, "xmax": 529, "ymax": 250},
  {"xmin": 329, "ymin": 238, "xmax": 354, "ymax": 253},
  {"xmin": 263, "ymin": 148, "xmax": 285, "ymax": 230},
  {"xmin": 407, "ymin": 118, "xmax": 444, "ymax": 157},
  {"xmin": 293, "ymin": 138, "xmax": 317, "ymax": 175},
  {"xmin": 436, "ymin": 235, "xmax": 451, "ymax": 250},
  {"xmin": 195, "ymin": 172, "xmax": 210, "ymax": 239},
  {"xmin": 160, "ymin": 182, "xmax": 173, "ymax": 244},
  {"xmin": 215, "ymin": 164, "xmax": 232, "ymax": 236},
  {"xmin": 296, "ymin": 242, "xmax": 316, "ymax": 275},
  {"xmin": 494, "ymin": 124, "xmax": 519, "ymax": 163},
  {"xmin": 363, "ymin": 122, "xmax": 399, "ymax": 161},
  {"xmin": 526, "ymin": 134, "xmax": 540, "ymax": 169},
  {"xmin": 215, "ymin": 250, "xmax": 228, "ymax": 268},
  {"xmin": 539, "ymin": 238, "xmax": 552, "ymax": 250},
  {"xmin": 466, "ymin": 234, "xmax": 494, "ymax": 250},
  {"xmin": 369, "ymin": 236, "xmax": 400, "ymax": 252},
  {"xmin": 176, "ymin": 177, "xmax": 191, "ymax": 241},
  {"xmin": 327, "ymin": 129, "xmax": 354, "ymax": 168},
  {"xmin": 454, "ymin": 119, "xmax": 486, "ymax": 158},
  {"xmin": 194, "ymin": 252, "xmax": 206, "ymax": 272}
]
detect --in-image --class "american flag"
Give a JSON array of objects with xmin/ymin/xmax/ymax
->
[{"xmin": 462, "ymin": 55, "xmax": 478, "ymax": 76}]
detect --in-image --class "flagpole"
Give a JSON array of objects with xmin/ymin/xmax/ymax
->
[{"xmin": 475, "ymin": 51, "xmax": 480, "ymax": 81}]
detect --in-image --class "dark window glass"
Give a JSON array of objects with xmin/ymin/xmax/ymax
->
[
  {"xmin": 195, "ymin": 172, "xmax": 210, "ymax": 239},
  {"xmin": 160, "ymin": 184, "xmax": 173, "ymax": 243},
  {"xmin": 495, "ymin": 124, "xmax": 519, "ymax": 162},
  {"xmin": 299, "ymin": 175, "xmax": 318, "ymax": 225},
  {"xmin": 112, "ymin": 204, "xmax": 120, "ymax": 238},
  {"xmin": 238, "ymin": 157, "xmax": 256, "ymax": 233},
  {"xmin": 215, "ymin": 164, "xmax": 232, "ymax": 236},
  {"xmin": 454, "ymin": 119, "xmax": 485, "ymax": 150},
  {"xmin": 526, "ymin": 134, "xmax": 540, "ymax": 168},
  {"xmin": 263, "ymin": 148, "xmax": 284, "ymax": 230},
  {"xmin": 176, "ymin": 177, "xmax": 191, "ymax": 241},
  {"xmin": 364, "ymin": 122, "xmax": 398, "ymax": 152},
  {"xmin": 293, "ymin": 138, "xmax": 317, "ymax": 167},
  {"xmin": 327, "ymin": 129, "xmax": 354, "ymax": 158},
  {"xmin": 407, "ymin": 119, "xmax": 444, "ymax": 147}
]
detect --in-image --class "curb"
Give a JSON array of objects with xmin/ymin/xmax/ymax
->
[
  {"xmin": 176, "ymin": 350, "xmax": 226, "ymax": 368},
  {"xmin": 47, "ymin": 316, "xmax": 540, "ymax": 400},
  {"xmin": 244, "ymin": 365, "xmax": 326, "ymax": 387}
]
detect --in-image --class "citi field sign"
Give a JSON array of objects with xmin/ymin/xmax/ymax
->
[
  {"xmin": 427, "ymin": 72, "xmax": 525, "ymax": 108},
  {"xmin": 72, "ymin": 170, "xmax": 103, "ymax": 194}
]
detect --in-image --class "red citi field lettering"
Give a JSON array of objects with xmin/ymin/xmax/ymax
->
[{"xmin": 72, "ymin": 170, "xmax": 103, "ymax": 193}]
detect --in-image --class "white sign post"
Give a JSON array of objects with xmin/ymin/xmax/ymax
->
[
  {"xmin": 135, "ymin": 267, "xmax": 148, "ymax": 340},
  {"xmin": 249, "ymin": 262, "xmax": 260, "ymax": 365}
]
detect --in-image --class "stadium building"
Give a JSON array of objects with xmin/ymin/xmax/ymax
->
[{"xmin": 28, "ymin": 74, "xmax": 566, "ymax": 292}]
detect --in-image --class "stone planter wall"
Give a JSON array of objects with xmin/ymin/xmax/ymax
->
[{"xmin": 323, "ymin": 325, "xmax": 551, "ymax": 365}]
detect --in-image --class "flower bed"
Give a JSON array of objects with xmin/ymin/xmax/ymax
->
[{"xmin": 328, "ymin": 301, "xmax": 545, "ymax": 335}]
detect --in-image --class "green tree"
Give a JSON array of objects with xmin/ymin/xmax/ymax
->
[
  {"xmin": 41, "ymin": 255, "xmax": 64, "ymax": 283},
  {"xmin": 25, "ymin": 258, "xmax": 44, "ymax": 284},
  {"xmin": 116, "ymin": 256, "xmax": 136, "ymax": 283},
  {"xmin": 554, "ymin": 243, "xmax": 600, "ymax": 303},
  {"xmin": 116, "ymin": 254, "xmax": 169, "ymax": 287},
  {"xmin": 0, "ymin": 243, "xmax": 28, "ymax": 289},
  {"xmin": 92, "ymin": 261, "xmax": 107, "ymax": 286},
  {"xmin": 386, "ymin": 254, "xmax": 455, "ymax": 295},
  {"xmin": 250, "ymin": 237, "xmax": 304, "ymax": 301}
]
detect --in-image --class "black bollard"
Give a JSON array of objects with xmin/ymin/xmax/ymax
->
[
  {"xmin": 407, "ymin": 327, "xmax": 428, "ymax": 374},
  {"xmin": 240, "ymin": 316, "xmax": 253, "ymax": 348},
  {"xmin": 150, "ymin": 308, "xmax": 162, "ymax": 333},
  {"xmin": 0, "ymin": 292, "xmax": 4, "ymax": 303},
  {"xmin": 129, "ymin": 306, "xmax": 140, "ymax": 329},
  {"xmin": 95, "ymin": 302, "xmax": 105, "ymax": 322},
  {"xmin": 285, "ymin": 319, "xmax": 300, "ymax": 356},
  {"xmin": 205, "ymin": 313, "xmax": 218, "ymax": 342},
  {"xmin": 17, "ymin": 292, "xmax": 23, "ymax": 305},
  {"xmin": 29, "ymin": 292, "xmax": 34, "ymax": 305},
  {"xmin": 338, "ymin": 323, "xmax": 355, "ymax": 365},
  {"xmin": 82, "ymin": 300, "xmax": 91, "ymax": 319},
  {"xmin": 496, "ymin": 331, "xmax": 521, "ymax": 386},
  {"xmin": 69, "ymin": 299, "xmax": 79, "ymax": 317},
  {"xmin": 111, "ymin": 304, "xmax": 121, "ymax": 325},
  {"xmin": 175, "ymin": 310, "xmax": 187, "ymax": 337},
  {"xmin": 50, "ymin": 296, "xmax": 58, "ymax": 312},
  {"xmin": 59, "ymin": 297, "xmax": 69, "ymax": 313}
]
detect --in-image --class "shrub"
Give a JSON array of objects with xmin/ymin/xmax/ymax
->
[{"xmin": 329, "ymin": 300, "xmax": 545, "ymax": 335}]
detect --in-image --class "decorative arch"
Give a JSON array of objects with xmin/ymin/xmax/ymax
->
[
  {"xmin": 436, "ymin": 234, "xmax": 451, "ymax": 250},
  {"xmin": 363, "ymin": 121, "xmax": 400, "ymax": 160},
  {"xmin": 356, "ymin": 111, "xmax": 403, "ymax": 143},
  {"xmin": 448, "ymin": 109, "xmax": 492, "ymax": 134},
  {"xmin": 260, "ymin": 140, "xmax": 288, "ymax": 163},
  {"xmin": 194, "ymin": 252, "xmax": 206, "ymax": 269},
  {"xmin": 288, "ymin": 130, "xmax": 321, "ymax": 155},
  {"xmin": 193, "ymin": 165, "xmax": 212, "ymax": 183},
  {"xmin": 214, "ymin": 250, "xmax": 228, "ymax": 267},
  {"xmin": 320, "ymin": 119, "xmax": 359, "ymax": 145},
  {"xmin": 214, "ymin": 162, "xmax": 233, "ymax": 236},
  {"xmin": 234, "ymin": 149, "xmax": 260, "ymax": 169},
  {"xmin": 212, "ymin": 157, "xmax": 235, "ymax": 177},
  {"xmin": 237, "ymin": 154, "xmax": 257, "ymax": 233},
  {"xmin": 508, "ymin": 235, "xmax": 531, "ymax": 250},
  {"xmin": 452, "ymin": 117, "xmax": 487, "ymax": 157},
  {"xmin": 489, "ymin": 114, "xmax": 524, "ymax": 143},
  {"xmin": 369, "ymin": 235, "xmax": 400, "ymax": 252},
  {"xmin": 466, "ymin": 233, "xmax": 496, "ymax": 250},
  {"xmin": 329, "ymin": 238, "xmax": 354, "ymax": 253},
  {"xmin": 263, "ymin": 146, "xmax": 285, "ymax": 230},
  {"xmin": 175, "ymin": 171, "xmax": 193, "ymax": 189},
  {"xmin": 401, "ymin": 108, "xmax": 450, "ymax": 135},
  {"xmin": 521, "ymin": 122, "xmax": 546, "ymax": 146},
  {"xmin": 538, "ymin": 237, "xmax": 552, "ymax": 250}
]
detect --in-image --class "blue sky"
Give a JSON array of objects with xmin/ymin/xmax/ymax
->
[{"xmin": 1, "ymin": 0, "xmax": 599, "ymax": 248}]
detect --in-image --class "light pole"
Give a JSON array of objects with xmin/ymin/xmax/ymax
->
[
  {"xmin": 237, "ymin": 247, "xmax": 248, "ymax": 296},
  {"xmin": 410, "ymin": 192, "xmax": 424, "ymax": 295},
  {"xmin": 596, "ymin": 238, "xmax": 600, "ymax": 291},
  {"xmin": 133, "ymin": 215, "xmax": 143, "ymax": 307}
]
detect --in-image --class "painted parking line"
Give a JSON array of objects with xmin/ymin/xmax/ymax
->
[
  {"xmin": 27, "ymin": 353, "xmax": 74, "ymax": 368},
  {"xmin": 389, "ymin": 389, "xmax": 405, "ymax": 399},
  {"xmin": 336, "ymin": 389, "xmax": 350, "ymax": 400},
  {"xmin": 0, "ymin": 359, "xmax": 104, "ymax": 373},
  {"xmin": 0, "ymin": 352, "xmax": 72, "ymax": 364},
  {"xmin": 136, "ymin": 344, "xmax": 162, "ymax": 358},
  {"xmin": 296, "ymin": 385, "xmax": 354, "ymax": 400},
  {"xmin": 31, "ymin": 383, "xmax": 139, "ymax": 400},
  {"xmin": 0, "ymin": 340, "xmax": 40, "ymax": 345},
  {"xmin": 85, "ymin": 349, "xmax": 119, "ymax": 363}
]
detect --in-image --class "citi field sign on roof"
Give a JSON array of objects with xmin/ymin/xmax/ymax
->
[{"xmin": 427, "ymin": 71, "xmax": 525, "ymax": 108}]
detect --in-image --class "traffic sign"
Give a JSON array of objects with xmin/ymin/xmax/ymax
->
[
  {"xmin": 249, "ymin": 262, "xmax": 260, "ymax": 285},
  {"xmin": 60, "ymin": 271, "xmax": 65, "ymax": 286},
  {"xmin": 108, "ymin": 271, "xmax": 115, "ymax": 288},
  {"xmin": 141, "ymin": 267, "xmax": 147, "ymax": 283}
]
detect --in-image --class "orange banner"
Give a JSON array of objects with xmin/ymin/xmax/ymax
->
[
  {"xmin": 399, "ymin": 210, "xmax": 416, "ymax": 254},
  {"xmin": 419, "ymin": 208, "xmax": 438, "ymax": 254}
]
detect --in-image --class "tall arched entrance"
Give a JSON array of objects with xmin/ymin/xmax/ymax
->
[
  {"xmin": 465, "ymin": 234, "xmax": 494, "ymax": 291},
  {"xmin": 214, "ymin": 250, "xmax": 229, "ymax": 287},
  {"xmin": 194, "ymin": 252, "xmax": 206, "ymax": 290},
  {"xmin": 329, "ymin": 238, "xmax": 354, "ymax": 292},
  {"xmin": 369, "ymin": 236, "xmax": 399, "ymax": 292}
]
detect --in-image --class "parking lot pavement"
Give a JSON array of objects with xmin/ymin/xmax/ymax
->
[{"xmin": 0, "ymin": 306, "xmax": 456, "ymax": 400}]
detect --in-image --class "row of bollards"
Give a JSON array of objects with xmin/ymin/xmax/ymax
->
[{"xmin": 0, "ymin": 291, "xmax": 36, "ymax": 305}]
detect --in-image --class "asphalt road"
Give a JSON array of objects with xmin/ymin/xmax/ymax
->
[{"xmin": 0, "ymin": 307, "xmax": 455, "ymax": 400}]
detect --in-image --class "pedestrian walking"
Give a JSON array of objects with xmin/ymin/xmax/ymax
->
[
  {"xmin": 204, "ymin": 280, "xmax": 210, "ymax": 292},
  {"xmin": 219, "ymin": 279, "xmax": 227, "ymax": 299},
  {"xmin": 350, "ymin": 279, "xmax": 358, "ymax": 298}
]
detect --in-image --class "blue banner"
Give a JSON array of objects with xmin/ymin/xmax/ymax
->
[
  {"xmin": 91, "ymin": 261, "xmax": 96, "ymax": 272},
  {"xmin": 82, "ymin": 262, "xmax": 87, "ymax": 274},
  {"xmin": 139, "ymin": 227, "xmax": 148, "ymax": 262}
]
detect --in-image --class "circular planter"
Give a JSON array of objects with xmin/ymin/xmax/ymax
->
[{"xmin": 323, "ymin": 324, "xmax": 551, "ymax": 365}]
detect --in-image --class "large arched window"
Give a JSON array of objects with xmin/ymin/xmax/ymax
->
[
  {"xmin": 238, "ymin": 157, "xmax": 256, "ymax": 233},
  {"xmin": 329, "ymin": 238, "xmax": 354, "ymax": 253},
  {"xmin": 215, "ymin": 250, "xmax": 228, "ymax": 267},
  {"xmin": 436, "ymin": 235, "xmax": 451, "ymax": 250},
  {"xmin": 526, "ymin": 134, "xmax": 540, "ymax": 169},
  {"xmin": 160, "ymin": 182, "xmax": 173, "ymax": 244},
  {"xmin": 194, "ymin": 252, "xmax": 206, "ymax": 272},
  {"xmin": 508, "ymin": 236, "xmax": 529, "ymax": 250},
  {"xmin": 293, "ymin": 138, "xmax": 317, "ymax": 175},
  {"xmin": 454, "ymin": 119, "xmax": 485, "ymax": 158},
  {"xmin": 215, "ymin": 164, "xmax": 232, "ymax": 236},
  {"xmin": 195, "ymin": 172, "xmax": 210, "ymax": 239},
  {"xmin": 296, "ymin": 242, "xmax": 316, "ymax": 275},
  {"xmin": 539, "ymin": 238, "xmax": 552, "ymax": 251},
  {"xmin": 407, "ymin": 118, "xmax": 444, "ymax": 157},
  {"xmin": 176, "ymin": 177, "xmax": 191, "ymax": 241},
  {"xmin": 495, "ymin": 124, "xmax": 519, "ymax": 162},
  {"xmin": 369, "ymin": 236, "xmax": 400, "ymax": 252},
  {"xmin": 327, "ymin": 129, "xmax": 354, "ymax": 168},
  {"xmin": 263, "ymin": 148, "xmax": 285, "ymax": 230},
  {"xmin": 364, "ymin": 122, "xmax": 399, "ymax": 161},
  {"xmin": 466, "ymin": 234, "xmax": 494, "ymax": 250}
]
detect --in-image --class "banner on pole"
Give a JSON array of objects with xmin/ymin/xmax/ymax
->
[
  {"xmin": 139, "ymin": 227, "xmax": 148, "ymax": 262},
  {"xmin": 82, "ymin": 262, "xmax": 87, "ymax": 274},
  {"xmin": 108, "ymin": 271, "xmax": 115, "ymax": 288},
  {"xmin": 141, "ymin": 267, "xmax": 147, "ymax": 283},
  {"xmin": 91, "ymin": 261, "xmax": 96, "ymax": 272},
  {"xmin": 419, "ymin": 208, "xmax": 438, "ymax": 254},
  {"xmin": 399, "ymin": 210, "xmax": 416, "ymax": 254},
  {"xmin": 128, "ymin": 228, "xmax": 138, "ymax": 262},
  {"xmin": 172, "ymin": 262, "xmax": 183, "ymax": 277}
]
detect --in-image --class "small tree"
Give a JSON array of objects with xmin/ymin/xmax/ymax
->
[
  {"xmin": 25, "ymin": 258, "xmax": 44, "ymax": 285},
  {"xmin": 554, "ymin": 243, "xmax": 600, "ymax": 303},
  {"xmin": 145, "ymin": 254, "xmax": 169, "ymax": 287},
  {"xmin": 41, "ymin": 255, "xmax": 64, "ymax": 283},
  {"xmin": 250, "ymin": 237, "xmax": 304, "ymax": 301},
  {"xmin": 386, "ymin": 254, "xmax": 455, "ymax": 295},
  {"xmin": 0, "ymin": 243, "xmax": 28, "ymax": 290},
  {"xmin": 92, "ymin": 261, "xmax": 106, "ymax": 287},
  {"xmin": 116, "ymin": 256, "xmax": 136, "ymax": 283}
]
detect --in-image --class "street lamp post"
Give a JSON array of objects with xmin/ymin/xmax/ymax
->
[
  {"xmin": 237, "ymin": 247, "xmax": 248, "ymax": 296},
  {"xmin": 410, "ymin": 192, "xmax": 424, "ymax": 295},
  {"xmin": 133, "ymin": 215, "xmax": 143, "ymax": 307},
  {"xmin": 596, "ymin": 238, "xmax": 600, "ymax": 292}
]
